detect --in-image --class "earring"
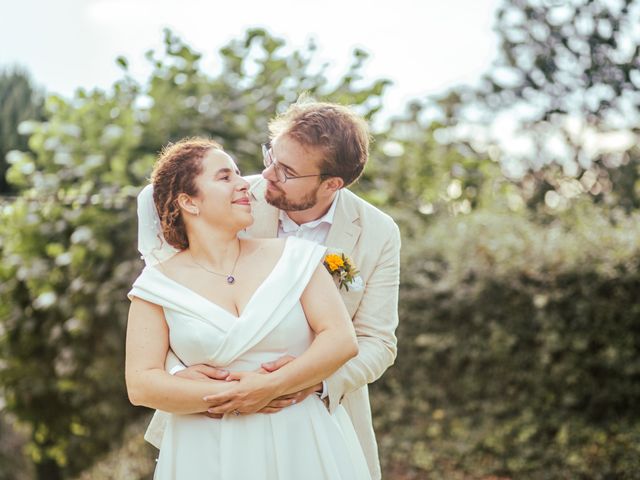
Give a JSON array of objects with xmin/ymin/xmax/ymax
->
[{"xmin": 194, "ymin": 209, "xmax": 200, "ymax": 216}]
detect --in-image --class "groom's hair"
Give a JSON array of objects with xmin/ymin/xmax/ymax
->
[
  {"xmin": 268, "ymin": 97, "xmax": 370, "ymax": 187},
  {"xmin": 151, "ymin": 137, "xmax": 223, "ymax": 250}
]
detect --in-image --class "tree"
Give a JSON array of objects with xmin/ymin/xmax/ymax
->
[
  {"xmin": 352, "ymin": 98, "xmax": 527, "ymax": 245},
  {"xmin": 0, "ymin": 69, "xmax": 44, "ymax": 194},
  {"xmin": 436, "ymin": 0, "xmax": 640, "ymax": 211}
]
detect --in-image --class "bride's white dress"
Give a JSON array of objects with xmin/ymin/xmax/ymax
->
[{"xmin": 128, "ymin": 236, "xmax": 371, "ymax": 480}]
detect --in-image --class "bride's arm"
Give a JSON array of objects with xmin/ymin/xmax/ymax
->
[
  {"xmin": 266, "ymin": 263, "xmax": 359, "ymax": 394},
  {"xmin": 204, "ymin": 263, "xmax": 358, "ymax": 414},
  {"xmin": 125, "ymin": 297, "xmax": 235, "ymax": 414}
]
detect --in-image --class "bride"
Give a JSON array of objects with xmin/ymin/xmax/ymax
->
[{"xmin": 125, "ymin": 138, "xmax": 371, "ymax": 479}]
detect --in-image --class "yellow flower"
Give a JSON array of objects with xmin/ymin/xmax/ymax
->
[
  {"xmin": 324, "ymin": 254, "xmax": 345, "ymax": 272},
  {"xmin": 322, "ymin": 251, "xmax": 360, "ymax": 291}
]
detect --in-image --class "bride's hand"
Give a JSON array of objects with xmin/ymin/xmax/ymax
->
[{"xmin": 202, "ymin": 371, "xmax": 279, "ymax": 415}]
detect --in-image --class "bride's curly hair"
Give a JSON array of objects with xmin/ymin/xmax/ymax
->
[{"xmin": 151, "ymin": 138, "xmax": 223, "ymax": 250}]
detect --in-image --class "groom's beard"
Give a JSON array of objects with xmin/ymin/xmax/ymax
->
[{"xmin": 265, "ymin": 183, "xmax": 320, "ymax": 212}]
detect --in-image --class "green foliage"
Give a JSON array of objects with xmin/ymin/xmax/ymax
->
[
  {"xmin": 0, "ymin": 83, "xmax": 145, "ymax": 478},
  {"xmin": 139, "ymin": 28, "xmax": 389, "ymax": 175},
  {"xmin": 372, "ymin": 202, "xmax": 640, "ymax": 478},
  {"xmin": 0, "ymin": 29, "xmax": 390, "ymax": 479},
  {"xmin": 361, "ymin": 101, "xmax": 519, "ymax": 220}
]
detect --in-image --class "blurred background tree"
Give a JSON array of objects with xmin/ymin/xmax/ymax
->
[
  {"xmin": 1, "ymin": 2, "xmax": 640, "ymax": 479},
  {"xmin": 433, "ymin": 0, "xmax": 640, "ymax": 213},
  {"xmin": 0, "ymin": 69, "xmax": 45, "ymax": 194}
]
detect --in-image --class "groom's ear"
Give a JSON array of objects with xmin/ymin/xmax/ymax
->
[
  {"xmin": 323, "ymin": 177, "xmax": 344, "ymax": 192},
  {"xmin": 177, "ymin": 193, "xmax": 199, "ymax": 215}
]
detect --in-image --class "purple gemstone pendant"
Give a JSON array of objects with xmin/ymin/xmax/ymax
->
[{"xmin": 226, "ymin": 275, "xmax": 235, "ymax": 285}]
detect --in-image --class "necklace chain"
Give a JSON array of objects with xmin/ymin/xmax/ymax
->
[{"xmin": 190, "ymin": 241, "xmax": 241, "ymax": 285}]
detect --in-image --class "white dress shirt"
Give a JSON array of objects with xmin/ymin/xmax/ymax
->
[{"xmin": 277, "ymin": 190, "xmax": 339, "ymax": 243}]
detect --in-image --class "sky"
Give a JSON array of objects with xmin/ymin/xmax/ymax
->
[{"xmin": 0, "ymin": 0, "xmax": 502, "ymax": 119}]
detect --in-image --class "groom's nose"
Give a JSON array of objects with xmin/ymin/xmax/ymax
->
[{"xmin": 262, "ymin": 163, "xmax": 277, "ymax": 182}]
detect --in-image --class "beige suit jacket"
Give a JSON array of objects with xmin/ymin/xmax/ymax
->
[{"xmin": 144, "ymin": 176, "xmax": 401, "ymax": 480}]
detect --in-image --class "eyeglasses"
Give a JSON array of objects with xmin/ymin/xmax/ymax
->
[{"xmin": 261, "ymin": 141, "xmax": 331, "ymax": 184}]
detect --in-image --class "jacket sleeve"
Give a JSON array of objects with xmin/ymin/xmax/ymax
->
[{"xmin": 324, "ymin": 221, "xmax": 401, "ymax": 413}]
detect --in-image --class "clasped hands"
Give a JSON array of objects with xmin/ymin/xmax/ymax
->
[{"xmin": 174, "ymin": 355, "xmax": 322, "ymax": 418}]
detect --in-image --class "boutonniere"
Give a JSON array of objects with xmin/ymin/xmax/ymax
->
[{"xmin": 323, "ymin": 250, "xmax": 363, "ymax": 292}]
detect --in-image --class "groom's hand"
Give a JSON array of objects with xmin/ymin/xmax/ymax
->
[
  {"xmin": 260, "ymin": 355, "xmax": 296, "ymax": 372},
  {"xmin": 175, "ymin": 364, "xmax": 229, "ymax": 381},
  {"xmin": 258, "ymin": 384, "xmax": 321, "ymax": 414}
]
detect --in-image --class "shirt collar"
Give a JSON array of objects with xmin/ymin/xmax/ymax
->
[{"xmin": 279, "ymin": 190, "xmax": 340, "ymax": 233}]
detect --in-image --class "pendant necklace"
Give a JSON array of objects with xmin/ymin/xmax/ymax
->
[{"xmin": 190, "ymin": 240, "xmax": 241, "ymax": 285}]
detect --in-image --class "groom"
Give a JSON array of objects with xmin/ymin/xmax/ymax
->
[{"xmin": 148, "ymin": 99, "xmax": 400, "ymax": 480}]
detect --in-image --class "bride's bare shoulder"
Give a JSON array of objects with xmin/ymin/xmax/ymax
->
[{"xmin": 242, "ymin": 237, "xmax": 287, "ymax": 259}]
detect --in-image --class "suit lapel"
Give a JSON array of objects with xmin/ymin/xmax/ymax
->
[
  {"xmin": 326, "ymin": 190, "xmax": 362, "ymax": 316},
  {"xmin": 325, "ymin": 190, "xmax": 361, "ymax": 256}
]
